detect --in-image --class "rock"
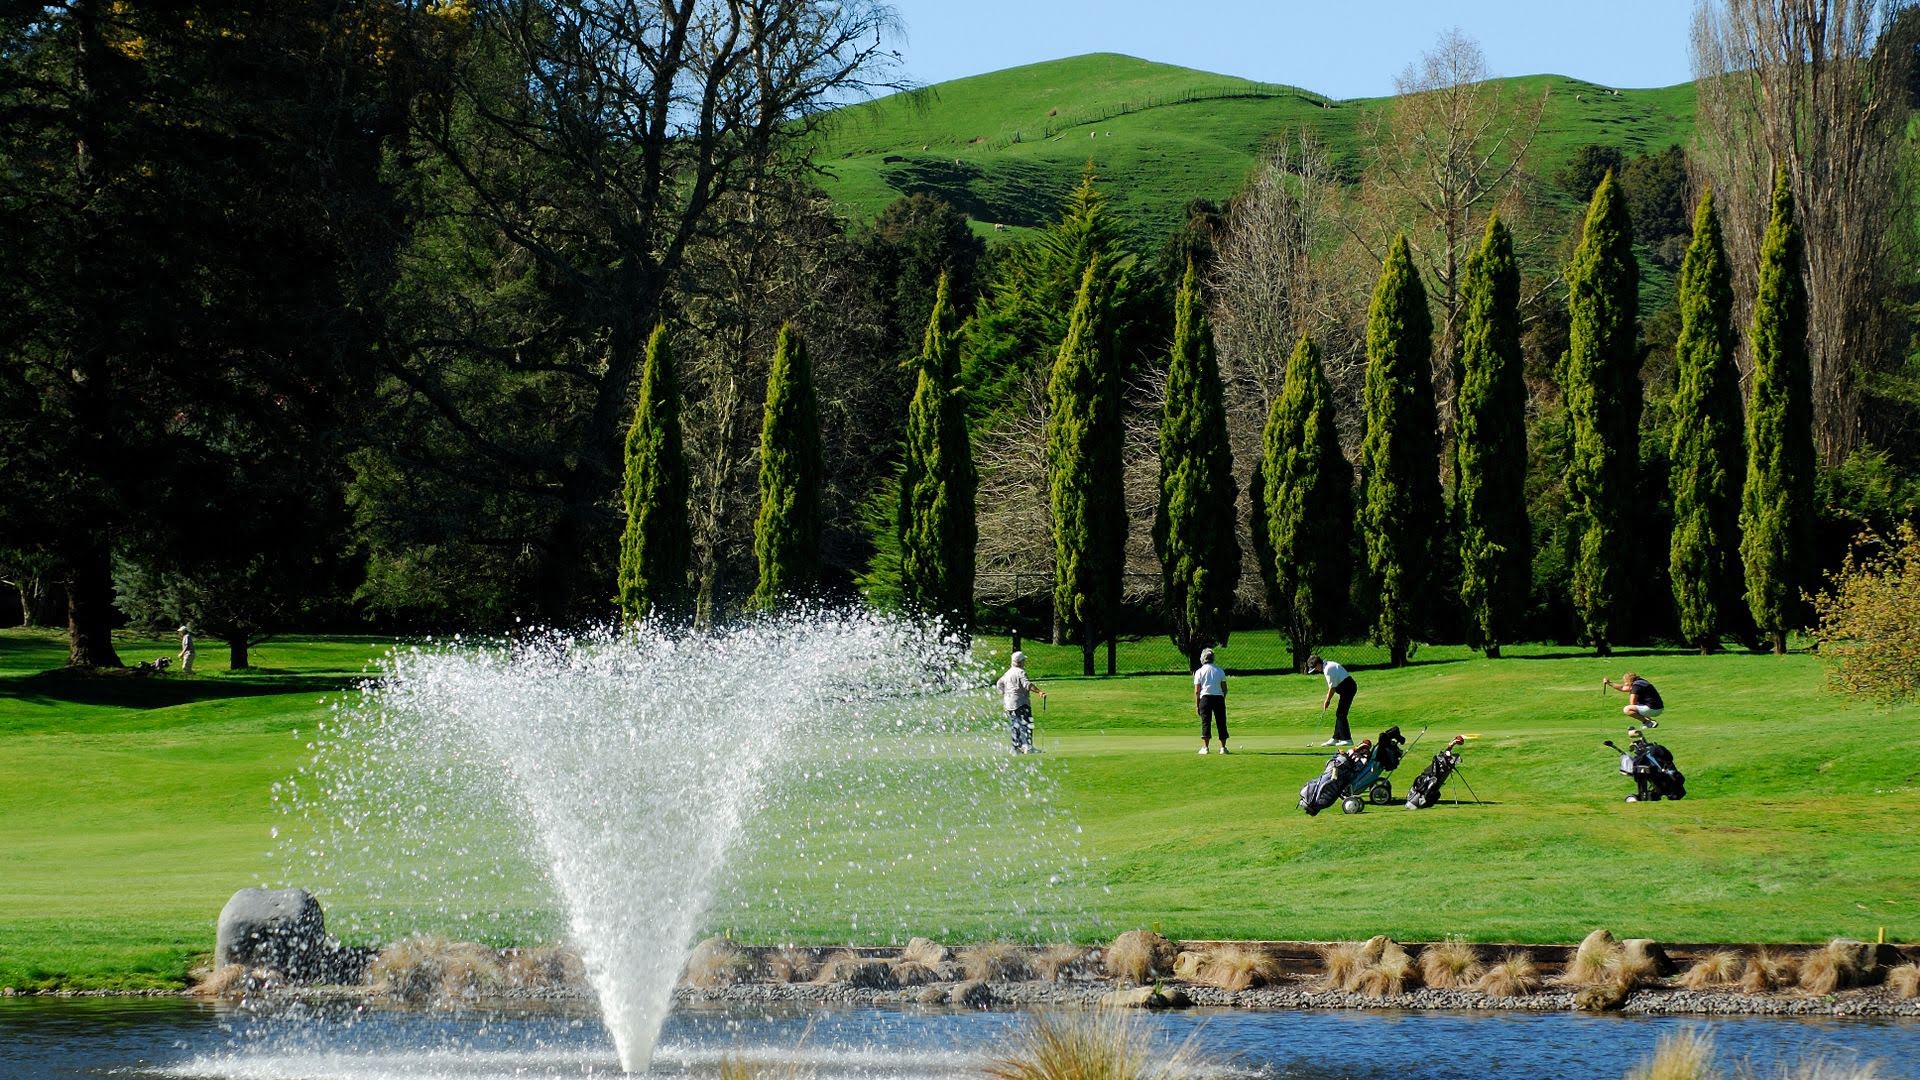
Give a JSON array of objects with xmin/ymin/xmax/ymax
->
[
  {"xmin": 950, "ymin": 979, "xmax": 993, "ymax": 1007},
  {"xmin": 914, "ymin": 985, "xmax": 949, "ymax": 1005},
  {"xmin": 1172, "ymin": 950, "xmax": 1205, "ymax": 981},
  {"xmin": 1099, "ymin": 984, "xmax": 1190, "ymax": 1009},
  {"xmin": 1574, "ymin": 983, "xmax": 1629, "ymax": 1012},
  {"xmin": 215, "ymin": 888, "xmax": 338, "ymax": 981}
]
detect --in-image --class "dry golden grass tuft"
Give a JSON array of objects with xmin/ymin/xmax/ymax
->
[
  {"xmin": 1474, "ymin": 951, "xmax": 1541, "ymax": 998},
  {"xmin": 1680, "ymin": 951, "xmax": 1744, "ymax": 991},
  {"xmin": 1559, "ymin": 928, "xmax": 1622, "ymax": 987},
  {"xmin": 1888, "ymin": 963, "xmax": 1920, "ymax": 1000},
  {"xmin": 1418, "ymin": 939, "xmax": 1484, "ymax": 990},
  {"xmin": 501, "ymin": 946, "xmax": 584, "ymax": 992},
  {"xmin": 1798, "ymin": 940, "xmax": 1879, "ymax": 995},
  {"xmin": 1194, "ymin": 944, "xmax": 1281, "ymax": 992},
  {"xmin": 1625, "ymin": 1029, "xmax": 1722, "ymax": 1080},
  {"xmin": 1354, "ymin": 941, "xmax": 1419, "ymax": 999},
  {"xmin": 958, "ymin": 942, "xmax": 1032, "ymax": 982},
  {"xmin": 1103, "ymin": 930, "xmax": 1176, "ymax": 985},
  {"xmin": 1032, "ymin": 945, "xmax": 1091, "ymax": 983},
  {"xmin": 367, "ymin": 936, "xmax": 505, "ymax": 1002},
  {"xmin": 1746, "ymin": 1058, "xmax": 1884, "ymax": 1080},
  {"xmin": 1740, "ymin": 950, "xmax": 1794, "ymax": 995},
  {"xmin": 684, "ymin": 936, "xmax": 757, "ymax": 989},
  {"xmin": 983, "ymin": 1009, "xmax": 1197, "ymax": 1080},
  {"xmin": 901, "ymin": 937, "xmax": 948, "ymax": 967},
  {"xmin": 1317, "ymin": 941, "xmax": 1369, "ymax": 992},
  {"xmin": 190, "ymin": 963, "xmax": 260, "ymax": 999},
  {"xmin": 716, "ymin": 1055, "xmax": 818, "ymax": 1080},
  {"xmin": 1610, "ymin": 947, "xmax": 1660, "ymax": 993},
  {"xmin": 812, "ymin": 949, "xmax": 896, "ymax": 988},
  {"xmin": 888, "ymin": 959, "xmax": 943, "ymax": 987},
  {"xmin": 767, "ymin": 946, "xmax": 819, "ymax": 984}
]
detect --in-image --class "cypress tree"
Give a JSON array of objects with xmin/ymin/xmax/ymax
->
[
  {"xmin": 898, "ymin": 272, "xmax": 978, "ymax": 631},
  {"xmin": 616, "ymin": 323, "xmax": 691, "ymax": 622},
  {"xmin": 1360, "ymin": 235, "xmax": 1444, "ymax": 667},
  {"xmin": 1263, "ymin": 334, "xmax": 1353, "ymax": 672},
  {"xmin": 752, "ymin": 323, "xmax": 822, "ymax": 609},
  {"xmin": 1047, "ymin": 258, "xmax": 1123, "ymax": 676},
  {"xmin": 1455, "ymin": 215, "xmax": 1530, "ymax": 658},
  {"xmin": 1742, "ymin": 168, "xmax": 1816, "ymax": 655},
  {"xmin": 1668, "ymin": 189, "xmax": 1747, "ymax": 654},
  {"xmin": 1153, "ymin": 260, "xmax": 1241, "ymax": 667},
  {"xmin": 1564, "ymin": 171, "xmax": 1640, "ymax": 656}
]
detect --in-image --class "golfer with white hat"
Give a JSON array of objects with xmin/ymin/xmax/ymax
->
[
  {"xmin": 177, "ymin": 624, "xmax": 195, "ymax": 674},
  {"xmin": 994, "ymin": 651, "xmax": 1046, "ymax": 754},
  {"xmin": 1193, "ymin": 647, "xmax": 1228, "ymax": 754}
]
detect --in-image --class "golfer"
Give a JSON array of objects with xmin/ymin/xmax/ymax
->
[
  {"xmin": 994, "ymin": 651, "xmax": 1047, "ymax": 754},
  {"xmin": 1604, "ymin": 671, "xmax": 1663, "ymax": 727},
  {"xmin": 177, "ymin": 624, "xmax": 195, "ymax": 675},
  {"xmin": 1193, "ymin": 647, "xmax": 1227, "ymax": 755},
  {"xmin": 1308, "ymin": 654, "xmax": 1354, "ymax": 746}
]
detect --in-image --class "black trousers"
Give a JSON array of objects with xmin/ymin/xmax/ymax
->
[
  {"xmin": 1198, "ymin": 695, "xmax": 1227, "ymax": 742},
  {"xmin": 1332, "ymin": 677, "xmax": 1356, "ymax": 742}
]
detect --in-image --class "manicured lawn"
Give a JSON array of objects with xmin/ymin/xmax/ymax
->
[{"xmin": 3, "ymin": 626, "xmax": 1915, "ymax": 990}]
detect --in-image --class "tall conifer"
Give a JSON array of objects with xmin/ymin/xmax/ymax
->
[
  {"xmin": 1668, "ymin": 189, "xmax": 1746, "ymax": 653},
  {"xmin": 1360, "ymin": 235, "xmax": 1444, "ymax": 667},
  {"xmin": 1047, "ymin": 259, "xmax": 1123, "ymax": 676},
  {"xmin": 616, "ymin": 324, "xmax": 691, "ymax": 622},
  {"xmin": 1564, "ymin": 172, "xmax": 1640, "ymax": 656},
  {"xmin": 1154, "ymin": 261, "xmax": 1240, "ymax": 666},
  {"xmin": 898, "ymin": 273, "xmax": 978, "ymax": 630},
  {"xmin": 1455, "ymin": 215, "xmax": 1530, "ymax": 658},
  {"xmin": 1263, "ymin": 334, "xmax": 1352, "ymax": 671},
  {"xmin": 752, "ymin": 323, "xmax": 822, "ymax": 608},
  {"xmin": 1742, "ymin": 168, "xmax": 1816, "ymax": 655}
]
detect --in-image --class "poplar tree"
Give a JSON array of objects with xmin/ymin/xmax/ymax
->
[
  {"xmin": 616, "ymin": 323, "xmax": 691, "ymax": 622},
  {"xmin": 1154, "ymin": 261, "xmax": 1240, "ymax": 667},
  {"xmin": 1455, "ymin": 215, "xmax": 1530, "ymax": 658},
  {"xmin": 1564, "ymin": 172, "xmax": 1640, "ymax": 656},
  {"xmin": 1360, "ymin": 235, "xmax": 1443, "ymax": 667},
  {"xmin": 1668, "ymin": 189, "xmax": 1747, "ymax": 653},
  {"xmin": 1047, "ymin": 259, "xmax": 1123, "ymax": 676},
  {"xmin": 898, "ymin": 273, "xmax": 977, "ymax": 631},
  {"xmin": 1263, "ymin": 334, "xmax": 1352, "ymax": 672},
  {"xmin": 1742, "ymin": 168, "xmax": 1816, "ymax": 655},
  {"xmin": 752, "ymin": 323, "xmax": 822, "ymax": 608}
]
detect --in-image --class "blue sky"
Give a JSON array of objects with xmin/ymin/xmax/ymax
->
[{"xmin": 882, "ymin": 1, "xmax": 1697, "ymax": 98}]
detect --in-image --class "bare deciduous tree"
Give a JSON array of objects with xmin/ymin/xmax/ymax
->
[{"xmin": 1691, "ymin": 0, "xmax": 1916, "ymax": 463}]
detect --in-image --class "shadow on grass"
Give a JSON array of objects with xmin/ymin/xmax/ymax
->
[{"xmin": 1, "ymin": 668, "xmax": 362, "ymax": 709}]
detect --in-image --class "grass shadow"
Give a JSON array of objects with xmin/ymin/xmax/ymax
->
[{"xmin": 2, "ymin": 669, "xmax": 361, "ymax": 710}]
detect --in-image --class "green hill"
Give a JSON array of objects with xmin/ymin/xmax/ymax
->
[{"xmin": 817, "ymin": 53, "xmax": 1697, "ymax": 238}]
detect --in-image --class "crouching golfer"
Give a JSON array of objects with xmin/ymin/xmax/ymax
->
[
  {"xmin": 1194, "ymin": 647, "xmax": 1227, "ymax": 755},
  {"xmin": 1308, "ymin": 655, "xmax": 1355, "ymax": 746},
  {"xmin": 995, "ymin": 651, "xmax": 1047, "ymax": 754},
  {"xmin": 1603, "ymin": 671, "xmax": 1663, "ymax": 728}
]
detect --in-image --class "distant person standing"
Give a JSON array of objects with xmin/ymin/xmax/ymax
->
[
  {"xmin": 1308, "ymin": 655, "xmax": 1354, "ymax": 746},
  {"xmin": 177, "ymin": 624, "xmax": 195, "ymax": 674},
  {"xmin": 1193, "ymin": 647, "xmax": 1228, "ymax": 755},
  {"xmin": 995, "ymin": 651, "xmax": 1047, "ymax": 754},
  {"xmin": 1603, "ymin": 671, "xmax": 1663, "ymax": 728}
]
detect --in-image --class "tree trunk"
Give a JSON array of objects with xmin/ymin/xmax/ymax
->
[
  {"xmin": 1485, "ymin": 643, "xmax": 1501, "ymax": 659},
  {"xmin": 1771, "ymin": 631, "xmax": 1786, "ymax": 656},
  {"xmin": 230, "ymin": 638, "xmax": 250, "ymax": 670},
  {"xmin": 1290, "ymin": 639, "xmax": 1310, "ymax": 673},
  {"xmin": 22, "ymin": 574, "xmax": 64, "ymax": 628},
  {"xmin": 1390, "ymin": 634, "xmax": 1409, "ymax": 667},
  {"xmin": 1106, "ymin": 635, "xmax": 1115, "ymax": 676},
  {"xmin": 1080, "ymin": 618, "xmax": 1094, "ymax": 676},
  {"xmin": 1009, "ymin": 630, "xmax": 1021, "ymax": 652},
  {"xmin": 65, "ymin": 542, "xmax": 121, "ymax": 668},
  {"xmin": 1594, "ymin": 641, "xmax": 1612, "ymax": 658}
]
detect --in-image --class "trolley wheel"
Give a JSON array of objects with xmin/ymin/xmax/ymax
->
[
  {"xmin": 1341, "ymin": 796, "xmax": 1365, "ymax": 815},
  {"xmin": 1369, "ymin": 780, "xmax": 1393, "ymax": 805}
]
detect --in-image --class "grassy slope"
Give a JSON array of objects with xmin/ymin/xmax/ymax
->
[
  {"xmin": 4, "ymin": 627, "xmax": 1915, "ymax": 990},
  {"xmin": 816, "ymin": 53, "xmax": 1697, "ymax": 237}
]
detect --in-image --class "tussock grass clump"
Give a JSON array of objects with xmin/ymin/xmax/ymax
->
[
  {"xmin": 502, "ymin": 946, "xmax": 584, "ymax": 992},
  {"xmin": 1474, "ymin": 951, "xmax": 1541, "ymax": 998},
  {"xmin": 901, "ymin": 937, "xmax": 948, "ymax": 967},
  {"xmin": 685, "ymin": 936, "xmax": 756, "ymax": 989},
  {"xmin": 1798, "ymin": 939, "xmax": 1880, "ymax": 995},
  {"xmin": 984, "ymin": 1009, "xmax": 1196, "ymax": 1080},
  {"xmin": 888, "ymin": 959, "xmax": 943, "ymax": 987},
  {"xmin": 958, "ymin": 942, "xmax": 1031, "ymax": 982},
  {"xmin": 1559, "ymin": 928, "xmax": 1622, "ymax": 986},
  {"xmin": 1418, "ymin": 939, "xmax": 1484, "ymax": 990},
  {"xmin": 812, "ymin": 949, "xmax": 896, "ymax": 988},
  {"xmin": 191, "ymin": 963, "xmax": 271, "ymax": 999},
  {"xmin": 1032, "ymin": 945, "xmax": 1091, "ymax": 983},
  {"xmin": 1611, "ymin": 945, "xmax": 1661, "ymax": 993},
  {"xmin": 367, "ymin": 935, "xmax": 505, "ymax": 1002},
  {"xmin": 767, "ymin": 946, "xmax": 818, "ymax": 984},
  {"xmin": 1194, "ymin": 944, "xmax": 1281, "ymax": 992},
  {"xmin": 1355, "ymin": 941, "xmax": 1419, "ymax": 999},
  {"xmin": 1740, "ymin": 950, "xmax": 1793, "ymax": 995},
  {"xmin": 1317, "ymin": 941, "xmax": 1369, "ymax": 991},
  {"xmin": 1624, "ymin": 1029, "xmax": 1721, "ymax": 1080},
  {"xmin": 716, "ymin": 1055, "xmax": 817, "ymax": 1080},
  {"xmin": 1574, "ymin": 981, "xmax": 1629, "ymax": 1012},
  {"xmin": 1887, "ymin": 963, "xmax": 1920, "ymax": 1000},
  {"xmin": 1679, "ymin": 951, "xmax": 1743, "ymax": 991},
  {"xmin": 1103, "ymin": 930, "xmax": 1176, "ymax": 985},
  {"xmin": 1743, "ymin": 1057, "xmax": 1883, "ymax": 1080}
]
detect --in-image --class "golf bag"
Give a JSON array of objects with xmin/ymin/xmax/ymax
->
[
  {"xmin": 1622, "ymin": 741, "xmax": 1686, "ymax": 801},
  {"xmin": 1298, "ymin": 749, "xmax": 1361, "ymax": 817},
  {"xmin": 1405, "ymin": 745, "xmax": 1461, "ymax": 809}
]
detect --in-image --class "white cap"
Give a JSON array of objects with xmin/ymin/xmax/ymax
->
[{"xmin": 1011, "ymin": 651, "xmax": 1026, "ymax": 666}]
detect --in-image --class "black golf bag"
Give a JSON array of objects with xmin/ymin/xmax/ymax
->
[
  {"xmin": 1625, "ymin": 741, "xmax": 1686, "ymax": 801},
  {"xmin": 1373, "ymin": 726, "xmax": 1406, "ymax": 772},
  {"xmin": 1299, "ymin": 750, "xmax": 1361, "ymax": 817},
  {"xmin": 1405, "ymin": 748, "xmax": 1460, "ymax": 809}
]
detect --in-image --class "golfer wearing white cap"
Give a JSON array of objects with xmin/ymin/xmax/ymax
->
[
  {"xmin": 177, "ymin": 624, "xmax": 195, "ymax": 674},
  {"xmin": 994, "ymin": 651, "xmax": 1046, "ymax": 754},
  {"xmin": 1193, "ymin": 647, "xmax": 1227, "ymax": 754}
]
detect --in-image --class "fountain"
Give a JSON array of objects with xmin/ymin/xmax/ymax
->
[{"xmin": 275, "ymin": 610, "xmax": 1085, "ymax": 1074}]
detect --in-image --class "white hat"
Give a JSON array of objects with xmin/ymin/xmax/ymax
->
[
  {"xmin": 178, "ymin": 625, "xmax": 191, "ymax": 633},
  {"xmin": 1011, "ymin": 651, "xmax": 1026, "ymax": 666},
  {"xmin": 1199, "ymin": 647, "xmax": 1215, "ymax": 664}
]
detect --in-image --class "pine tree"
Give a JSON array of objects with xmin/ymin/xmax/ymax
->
[
  {"xmin": 616, "ymin": 323, "xmax": 691, "ymax": 622},
  {"xmin": 1153, "ymin": 260, "xmax": 1241, "ymax": 667},
  {"xmin": 752, "ymin": 323, "xmax": 823, "ymax": 609},
  {"xmin": 1047, "ymin": 258, "xmax": 1124, "ymax": 676},
  {"xmin": 1263, "ymin": 334, "xmax": 1353, "ymax": 671},
  {"xmin": 1742, "ymin": 168, "xmax": 1816, "ymax": 655},
  {"xmin": 1668, "ymin": 189, "xmax": 1747, "ymax": 654},
  {"xmin": 1360, "ymin": 235, "xmax": 1444, "ymax": 667},
  {"xmin": 1455, "ymin": 215, "xmax": 1530, "ymax": 658},
  {"xmin": 1564, "ymin": 171, "xmax": 1640, "ymax": 656},
  {"xmin": 898, "ymin": 273, "xmax": 978, "ymax": 630}
]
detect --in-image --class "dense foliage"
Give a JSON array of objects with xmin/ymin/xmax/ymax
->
[
  {"xmin": 1455, "ymin": 216, "xmax": 1531, "ymax": 657},
  {"xmin": 753, "ymin": 325, "xmax": 824, "ymax": 608},
  {"xmin": 1046, "ymin": 261, "xmax": 1126, "ymax": 675},
  {"xmin": 898, "ymin": 274, "xmax": 978, "ymax": 630},
  {"xmin": 1812, "ymin": 523, "xmax": 1920, "ymax": 704},
  {"xmin": 617, "ymin": 325, "xmax": 692, "ymax": 623},
  {"xmin": 1261, "ymin": 335, "xmax": 1353, "ymax": 670}
]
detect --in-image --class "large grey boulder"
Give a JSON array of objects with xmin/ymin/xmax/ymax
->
[{"xmin": 215, "ymin": 888, "xmax": 340, "ymax": 980}]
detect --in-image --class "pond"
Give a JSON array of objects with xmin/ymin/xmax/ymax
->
[{"xmin": 3, "ymin": 998, "xmax": 1916, "ymax": 1080}]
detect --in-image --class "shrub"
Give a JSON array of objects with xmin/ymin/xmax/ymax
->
[
  {"xmin": 1740, "ymin": 950, "xmax": 1793, "ymax": 995},
  {"xmin": 1104, "ymin": 930, "xmax": 1175, "ymax": 985},
  {"xmin": 1812, "ymin": 523, "xmax": 1920, "ymax": 705},
  {"xmin": 959, "ymin": 942, "xmax": 1031, "ymax": 982},
  {"xmin": 1624, "ymin": 1029, "xmax": 1721, "ymax": 1080},
  {"xmin": 1797, "ymin": 940, "xmax": 1879, "ymax": 995},
  {"xmin": 1679, "ymin": 951, "xmax": 1743, "ymax": 991},
  {"xmin": 1194, "ymin": 944, "xmax": 1281, "ymax": 992},
  {"xmin": 685, "ymin": 936, "xmax": 756, "ymax": 989},
  {"xmin": 1475, "ymin": 952, "xmax": 1540, "ymax": 998},
  {"xmin": 1355, "ymin": 943, "xmax": 1419, "ymax": 999},
  {"xmin": 1317, "ymin": 941, "xmax": 1370, "ymax": 992},
  {"xmin": 984, "ymin": 1009, "xmax": 1195, "ymax": 1080},
  {"xmin": 1419, "ymin": 939, "xmax": 1484, "ymax": 990}
]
